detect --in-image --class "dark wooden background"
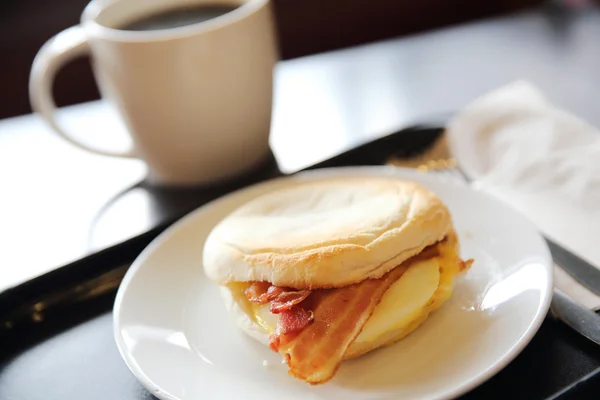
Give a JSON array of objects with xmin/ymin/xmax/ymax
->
[{"xmin": 1, "ymin": 0, "xmax": 540, "ymax": 119}]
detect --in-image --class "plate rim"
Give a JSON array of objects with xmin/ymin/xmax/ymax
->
[{"xmin": 113, "ymin": 165, "xmax": 554, "ymax": 400}]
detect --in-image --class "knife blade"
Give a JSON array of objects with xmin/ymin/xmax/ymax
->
[
  {"xmin": 551, "ymin": 289, "xmax": 600, "ymax": 346},
  {"xmin": 546, "ymin": 238, "xmax": 600, "ymax": 297}
]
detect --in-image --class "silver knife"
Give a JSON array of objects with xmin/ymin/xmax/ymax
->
[
  {"xmin": 551, "ymin": 289, "xmax": 600, "ymax": 346},
  {"xmin": 546, "ymin": 238, "xmax": 600, "ymax": 297}
]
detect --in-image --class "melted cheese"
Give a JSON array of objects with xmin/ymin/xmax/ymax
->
[{"xmin": 235, "ymin": 240, "xmax": 461, "ymax": 345}]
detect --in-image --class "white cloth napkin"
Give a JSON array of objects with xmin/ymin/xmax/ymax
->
[{"xmin": 446, "ymin": 81, "xmax": 600, "ymax": 309}]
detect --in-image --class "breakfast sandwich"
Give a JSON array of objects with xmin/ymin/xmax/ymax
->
[{"xmin": 203, "ymin": 177, "xmax": 473, "ymax": 384}]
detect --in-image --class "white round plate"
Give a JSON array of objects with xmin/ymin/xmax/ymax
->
[{"xmin": 114, "ymin": 166, "xmax": 553, "ymax": 400}]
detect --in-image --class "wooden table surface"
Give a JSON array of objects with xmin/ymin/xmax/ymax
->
[{"xmin": 1, "ymin": 4, "xmax": 600, "ymax": 292}]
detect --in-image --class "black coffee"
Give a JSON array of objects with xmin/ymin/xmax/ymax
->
[{"xmin": 120, "ymin": 4, "xmax": 238, "ymax": 31}]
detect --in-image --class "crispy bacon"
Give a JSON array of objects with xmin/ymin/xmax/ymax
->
[
  {"xmin": 244, "ymin": 282, "xmax": 284, "ymax": 304},
  {"xmin": 259, "ymin": 233, "xmax": 471, "ymax": 385},
  {"xmin": 245, "ymin": 282, "xmax": 313, "ymax": 313},
  {"xmin": 274, "ymin": 262, "xmax": 411, "ymax": 384},
  {"xmin": 278, "ymin": 307, "xmax": 314, "ymax": 335},
  {"xmin": 244, "ymin": 281, "xmax": 270, "ymax": 301},
  {"xmin": 270, "ymin": 290, "xmax": 312, "ymax": 314},
  {"xmin": 460, "ymin": 258, "xmax": 474, "ymax": 272},
  {"xmin": 243, "ymin": 263, "xmax": 413, "ymax": 384},
  {"xmin": 270, "ymin": 307, "xmax": 315, "ymax": 352},
  {"xmin": 269, "ymin": 334, "xmax": 280, "ymax": 352}
]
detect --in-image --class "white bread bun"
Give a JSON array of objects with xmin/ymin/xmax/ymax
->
[{"xmin": 203, "ymin": 178, "xmax": 452, "ymax": 289}]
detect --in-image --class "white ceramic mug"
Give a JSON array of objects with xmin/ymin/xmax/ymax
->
[{"xmin": 30, "ymin": 0, "xmax": 277, "ymax": 186}]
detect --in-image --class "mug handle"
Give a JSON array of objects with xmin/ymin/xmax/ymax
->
[{"xmin": 29, "ymin": 26, "xmax": 135, "ymax": 158}]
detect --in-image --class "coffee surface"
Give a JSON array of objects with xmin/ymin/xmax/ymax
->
[{"xmin": 120, "ymin": 4, "xmax": 238, "ymax": 31}]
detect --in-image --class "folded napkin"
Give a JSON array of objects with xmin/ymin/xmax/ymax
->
[{"xmin": 446, "ymin": 81, "xmax": 600, "ymax": 309}]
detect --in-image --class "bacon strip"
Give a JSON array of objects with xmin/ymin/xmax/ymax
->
[
  {"xmin": 269, "ymin": 307, "xmax": 315, "ymax": 352},
  {"xmin": 278, "ymin": 307, "xmax": 314, "ymax": 334},
  {"xmin": 244, "ymin": 281, "xmax": 270, "ymax": 301},
  {"xmin": 273, "ymin": 263, "xmax": 411, "ymax": 384},
  {"xmin": 244, "ymin": 282, "xmax": 285, "ymax": 304},
  {"xmin": 261, "ymin": 234, "xmax": 470, "ymax": 385},
  {"xmin": 270, "ymin": 290, "xmax": 311, "ymax": 314},
  {"xmin": 245, "ymin": 282, "xmax": 313, "ymax": 314},
  {"xmin": 459, "ymin": 258, "xmax": 474, "ymax": 272}
]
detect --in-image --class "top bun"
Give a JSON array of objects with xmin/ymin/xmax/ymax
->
[{"xmin": 203, "ymin": 177, "xmax": 452, "ymax": 289}]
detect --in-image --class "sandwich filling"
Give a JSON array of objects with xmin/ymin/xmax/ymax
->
[{"xmin": 227, "ymin": 232, "xmax": 472, "ymax": 384}]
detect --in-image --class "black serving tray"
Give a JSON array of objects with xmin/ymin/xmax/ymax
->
[{"xmin": 1, "ymin": 125, "xmax": 599, "ymax": 400}]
